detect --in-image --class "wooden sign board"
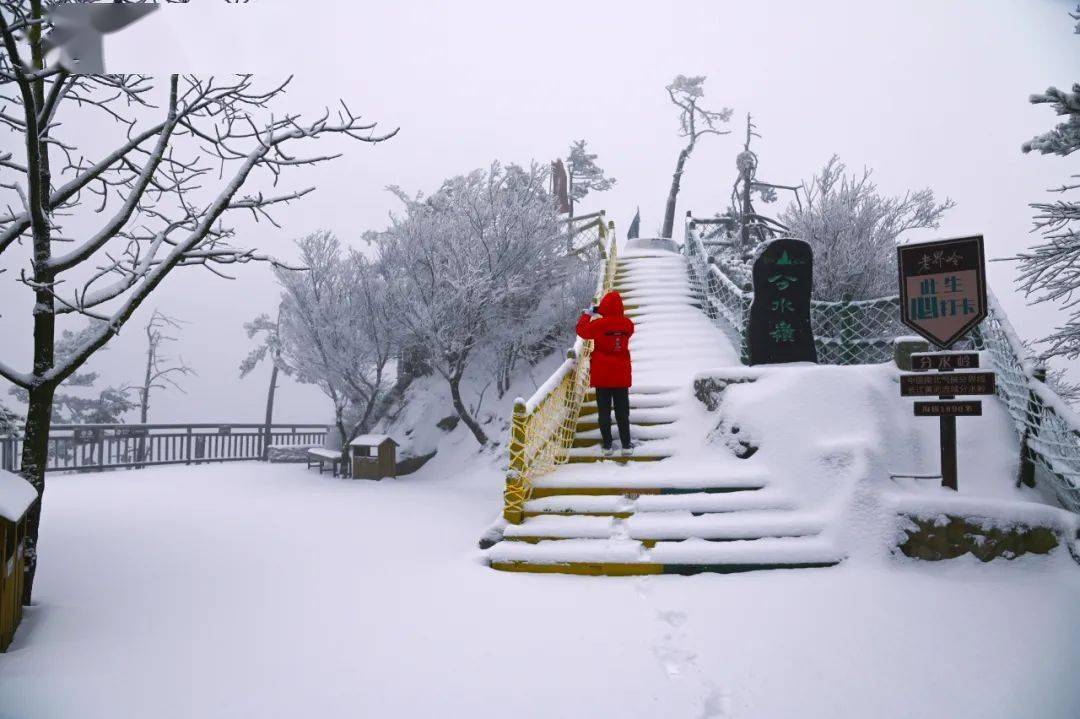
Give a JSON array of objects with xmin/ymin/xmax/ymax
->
[
  {"xmin": 114, "ymin": 427, "xmax": 148, "ymax": 439},
  {"xmin": 217, "ymin": 426, "xmax": 232, "ymax": 435},
  {"xmin": 909, "ymin": 351, "xmax": 980, "ymax": 372},
  {"xmin": 914, "ymin": 400, "xmax": 983, "ymax": 417},
  {"xmin": 900, "ymin": 371, "xmax": 996, "ymax": 397},
  {"xmin": 898, "ymin": 236, "xmax": 987, "ymax": 349}
]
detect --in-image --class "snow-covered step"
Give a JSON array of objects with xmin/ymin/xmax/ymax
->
[
  {"xmin": 522, "ymin": 488, "xmax": 793, "ymax": 517},
  {"xmin": 619, "ymin": 290, "xmax": 700, "ymax": 303},
  {"xmin": 576, "ymin": 409, "xmax": 680, "ymax": 426},
  {"xmin": 616, "ymin": 274, "xmax": 690, "ymax": 284},
  {"xmin": 531, "ymin": 463, "xmax": 768, "ymax": 492},
  {"xmin": 488, "ymin": 535, "xmax": 844, "ymax": 575},
  {"xmin": 572, "ymin": 425, "xmax": 676, "ymax": 446},
  {"xmin": 624, "ymin": 300, "xmax": 701, "ymax": 312},
  {"xmin": 565, "ymin": 448, "xmax": 670, "ymax": 464},
  {"xmin": 584, "ymin": 384, "xmax": 678, "ymax": 397},
  {"xmin": 503, "ymin": 511, "xmax": 824, "ymax": 542},
  {"xmin": 577, "ymin": 395, "xmax": 678, "ymax": 413},
  {"xmin": 574, "ymin": 419, "xmax": 677, "ymax": 435}
]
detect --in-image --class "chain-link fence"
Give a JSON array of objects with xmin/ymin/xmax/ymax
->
[
  {"xmin": 685, "ymin": 215, "xmax": 1080, "ymax": 514},
  {"xmin": 685, "ymin": 219, "xmax": 907, "ymax": 365}
]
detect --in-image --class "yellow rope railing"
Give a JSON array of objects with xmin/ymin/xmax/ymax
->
[{"xmin": 504, "ymin": 220, "xmax": 618, "ymax": 523}]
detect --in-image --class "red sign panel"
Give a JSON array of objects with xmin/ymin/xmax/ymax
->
[{"xmin": 898, "ymin": 236, "xmax": 987, "ymax": 349}]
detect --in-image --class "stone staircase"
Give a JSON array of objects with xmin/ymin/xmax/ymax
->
[{"xmin": 487, "ymin": 244, "xmax": 844, "ymax": 575}]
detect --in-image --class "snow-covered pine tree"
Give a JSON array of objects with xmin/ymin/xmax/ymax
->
[
  {"xmin": 778, "ymin": 156, "xmax": 954, "ymax": 301},
  {"xmin": 1015, "ymin": 5, "xmax": 1080, "ymax": 359},
  {"xmin": 0, "ymin": 3, "xmax": 395, "ymax": 601},
  {"xmin": 660, "ymin": 75, "xmax": 733, "ymax": 239},
  {"xmin": 566, "ymin": 139, "xmax": 616, "ymax": 216}
]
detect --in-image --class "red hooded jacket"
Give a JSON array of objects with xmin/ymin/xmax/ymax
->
[{"xmin": 576, "ymin": 291, "xmax": 635, "ymax": 388}]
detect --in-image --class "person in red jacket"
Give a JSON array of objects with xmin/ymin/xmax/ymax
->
[{"xmin": 576, "ymin": 291, "xmax": 635, "ymax": 456}]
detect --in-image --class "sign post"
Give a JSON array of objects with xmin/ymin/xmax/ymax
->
[{"xmin": 897, "ymin": 236, "xmax": 991, "ymax": 491}]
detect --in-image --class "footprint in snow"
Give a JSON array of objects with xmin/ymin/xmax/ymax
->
[
  {"xmin": 658, "ymin": 609, "xmax": 687, "ymax": 628},
  {"xmin": 698, "ymin": 687, "xmax": 732, "ymax": 718}
]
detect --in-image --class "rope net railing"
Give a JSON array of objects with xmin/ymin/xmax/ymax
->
[
  {"xmin": 503, "ymin": 219, "xmax": 618, "ymax": 523},
  {"xmin": 684, "ymin": 215, "xmax": 1080, "ymax": 514},
  {"xmin": 970, "ymin": 293, "xmax": 1080, "ymax": 513}
]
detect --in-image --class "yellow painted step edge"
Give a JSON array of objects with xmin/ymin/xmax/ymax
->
[{"xmin": 490, "ymin": 561, "xmax": 664, "ymax": 576}]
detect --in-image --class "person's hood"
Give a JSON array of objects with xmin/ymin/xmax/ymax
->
[{"xmin": 597, "ymin": 291, "xmax": 624, "ymax": 317}]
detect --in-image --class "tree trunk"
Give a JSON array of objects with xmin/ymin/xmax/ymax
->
[
  {"xmin": 449, "ymin": 373, "xmax": 488, "ymax": 445},
  {"xmin": 334, "ymin": 411, "xmax": 351, "ymax": 476},
  {"xmin": 19, "ymin": 382, "xmax": 54, "ymax": 605},
  {"xmin": 739, "ymin": 170, "xmax": 753, "ymax": 251},
  {"xmin": 139, "ymin": 335, "xmax": 153, "ymax": 424},
  {"xmin": 261, "ymin": 363, "xmax": 278, "ymax": 460},
  {"xmin": 661, "ymin": 146, "xmax": 692, "ymax": 239},
  {"xmin": 137, "ymin": 339, "xmax": 153, "ymax": 463}
]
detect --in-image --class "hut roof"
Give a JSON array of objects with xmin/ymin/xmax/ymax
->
[
  {"xmin": 349, "ymin": 434, "xmax": 397, "ymax": 447},
  {"xmin": 0, "ymin": 469, "xmax": 36, "ymax": 522}
]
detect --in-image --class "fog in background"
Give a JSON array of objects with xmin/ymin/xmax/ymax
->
[{"xmin": 1, "ymin": 0, "xmax": 1077, "ymax": 424}]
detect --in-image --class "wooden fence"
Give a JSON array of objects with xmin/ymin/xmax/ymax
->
[{"xmin": 0, "ymin": 423, "xmax": 328, "ymax": 474}]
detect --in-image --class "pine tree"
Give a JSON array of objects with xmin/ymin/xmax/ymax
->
[
  {"xmin": 566, "ymin": 139, "xmax": 616, "ymax": 214},
  {"xmin": 1015, "ymin": 5, "xmax": 1080, "ymax": 359}
]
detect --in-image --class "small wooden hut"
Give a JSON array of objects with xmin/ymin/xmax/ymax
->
[
  {"xmin": 0, "ymin": 469, "xmax": 36, "ymax": 652},
  {"xmin": 349, "ymin": 435, "xmax": 398, "ymax": 480}
]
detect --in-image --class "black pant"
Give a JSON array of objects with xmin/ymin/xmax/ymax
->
[{"xmin": 595, "ymin": 387, "xmax": 631, "ymax": 449}]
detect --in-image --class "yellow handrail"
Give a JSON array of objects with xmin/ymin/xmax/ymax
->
[{"xmin": 504, "ymin": 220, "xmax": 618, "ymax": 523}]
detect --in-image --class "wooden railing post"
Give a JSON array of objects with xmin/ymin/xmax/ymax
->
[{"xmin": 504, "ymin": 398, "xmax": 528, "ymax": 524}]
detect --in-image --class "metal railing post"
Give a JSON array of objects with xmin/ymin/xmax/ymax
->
[{"xmin": 1018, "ymin": 366, "xmax": 1047, "ymax": 488}]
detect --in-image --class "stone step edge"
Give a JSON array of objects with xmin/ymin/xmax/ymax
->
[
  {"xmin": 566, "ymin": 454, "xmax": 668, "ymax": 465},
  {"xmin": 489, "ymin": 559, "xmax": 842, "ymax": 576}
]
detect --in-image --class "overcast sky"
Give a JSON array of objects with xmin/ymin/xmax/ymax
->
[{"xmin": 1, "ymin": 0, "xmax": 1077, "ymax": 424}]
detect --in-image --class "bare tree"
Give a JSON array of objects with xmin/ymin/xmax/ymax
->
[
  {"xmin": 779, "ymin": 156, "xmax": 954, "ymax": 301},
  {"xmin": 713, "ymin": 114, "xmax": 803, "ymax": 255},
  {"xmin": 660, "ymin": 75, "xmax": 733, "ymax": 238},
  {"xmin": 1014, "ymin": 5, "xmax": 1080, "ymax": 359},
  {"xmin": 0, "ymin": 3, "xmax": 396, "ymax": 601},
  {"xmin": 239, "ymin": 307, "xmax": 291, "ymax": 460},
  {"xmin": 136, "ymin": 310, "xmax": 194, "ymax": 424}
]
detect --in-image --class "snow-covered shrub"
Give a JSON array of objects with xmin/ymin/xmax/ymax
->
[{"xmin": 779, "ymin": 156, "xmax": 954, "ymax": 301}]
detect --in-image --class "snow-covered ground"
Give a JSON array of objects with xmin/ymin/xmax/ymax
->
[{"xmin": 2, "ymin": 446, "xmax": 1079, "ymax": 718}]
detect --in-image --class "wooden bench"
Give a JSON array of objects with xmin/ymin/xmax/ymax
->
[{"xmin": 306, "ymin": 447, "xmax": 343, "ymax": 476}]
